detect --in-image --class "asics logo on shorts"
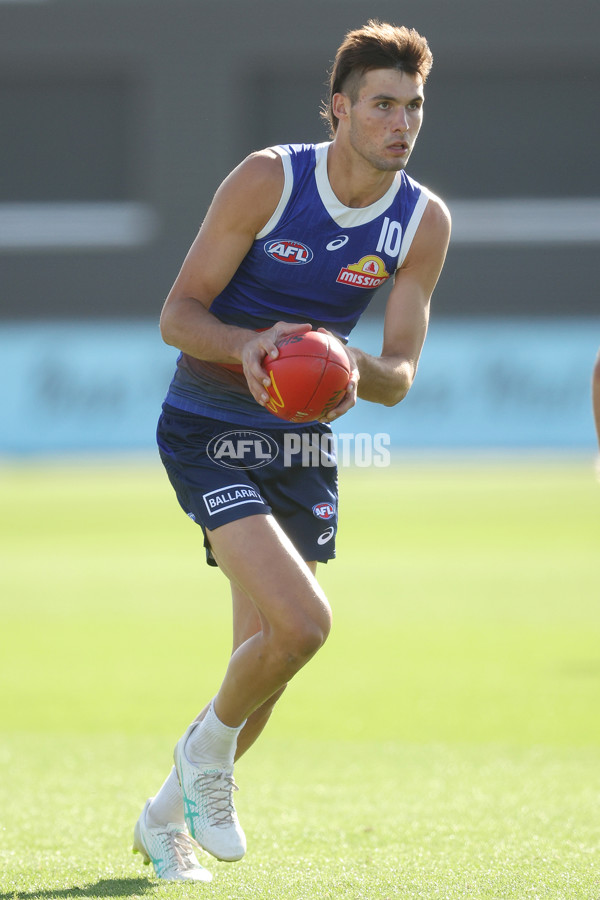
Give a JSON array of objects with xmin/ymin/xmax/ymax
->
[{"xmin": 317, "ymin": 526, "xmax": 335, "ymax": 545}]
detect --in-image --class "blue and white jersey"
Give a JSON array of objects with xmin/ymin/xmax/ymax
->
[{"xmin": 164, "ymin": 141, "xmax": 430, "ymax": 427}]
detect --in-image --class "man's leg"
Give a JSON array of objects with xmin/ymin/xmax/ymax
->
[
  {"xmin": 205, "ymin": 515, "xmax": 331, "ymax": 727},
  {"xmin": 228, "ymin": 557, "xmax": 316, "ymax": 754},
  {"xmin": 173, "ymin": 513, "xmax": 330, "ymax": 860},
  {"xmin": 143, "ymin": 556, "xmax": 317, "ymax": 839}
]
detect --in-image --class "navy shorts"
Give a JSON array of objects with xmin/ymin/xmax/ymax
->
[{"xmin": 156, "ymin": 405, "xmax": 339, "ymax": 566}]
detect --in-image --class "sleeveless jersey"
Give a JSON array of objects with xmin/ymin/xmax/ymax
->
[{"xmin": 164, "ymin": 141, "xmax": 430, "ymax": 427}]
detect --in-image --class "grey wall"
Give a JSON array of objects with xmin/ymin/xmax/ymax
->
[{"xmin": 1, "ymin": 0, "xmax": 598, "ymax": 321}]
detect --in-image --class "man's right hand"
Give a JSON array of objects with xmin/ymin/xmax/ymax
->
[{"xmin": 240, "ymin": 321, "xmax": 312, "ymax": 406}]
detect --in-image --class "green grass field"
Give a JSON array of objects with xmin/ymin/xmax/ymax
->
[{"xmin": 1, "ymin": 457, "xmax": 599, "ymax": 899}]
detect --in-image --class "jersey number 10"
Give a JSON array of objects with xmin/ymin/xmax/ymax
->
[{"xmin": 376, "ymin": 217, "xmax": 403, "ymax": 257}]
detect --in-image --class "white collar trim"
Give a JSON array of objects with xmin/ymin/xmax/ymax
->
[{"xmin": 314, "ymin": 142, "xmax": 402, "ymax": 228}]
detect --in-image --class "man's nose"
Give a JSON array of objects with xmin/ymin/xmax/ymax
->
[{"xmin": 393, "ymin": 108, "xmax": 409, "ymax": 132}]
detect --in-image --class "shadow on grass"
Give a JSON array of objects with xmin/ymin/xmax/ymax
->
[{"xmin": 0, "ymin": 877, "xmax": 156, "ymax": 899}]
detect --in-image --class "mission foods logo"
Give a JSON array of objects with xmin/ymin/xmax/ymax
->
[
  {"xmin": 336, "ymin": 255, "xmax": 390, "ymax": 289},
  {"xmin": 264, "ymin": 239, "xmax": 313, "ymax": 264}
]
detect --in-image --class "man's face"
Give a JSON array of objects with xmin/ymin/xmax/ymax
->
[{"xmin": 336, "ymin": 68, "xmax": 425, "ymax": 172}]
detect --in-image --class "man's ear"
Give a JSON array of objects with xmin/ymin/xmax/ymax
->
[{"xmin": 332, "ymin": 92, "xmax": 349, "ymax": 122}]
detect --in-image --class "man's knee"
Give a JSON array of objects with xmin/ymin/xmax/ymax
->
[
  {"xmin": 293, "ymin": 609, "xmax": 331, "ymax": 657},
  {"xmin": 271, "ymin": 601, "xmax": 332, "ymax": 671}
]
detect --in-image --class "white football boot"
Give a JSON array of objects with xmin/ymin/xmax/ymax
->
[
  {"xmin": 173, "ymin": 722, "xmax": 246, "ymax": 861},
  {"xmin": 133, "ymin": 799, "xmax": 212, "ymax": 882}
]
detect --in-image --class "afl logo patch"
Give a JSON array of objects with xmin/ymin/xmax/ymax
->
[
  {"xmin": 265, "ymin": 239, "xmax": 313, "ymax": 265},
  {"xmin": 312, "ymin": 501, "xmax": 336, "ymax": 520}
]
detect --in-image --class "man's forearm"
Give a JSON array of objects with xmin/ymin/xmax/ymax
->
[
  {"xmin": 350, "ymin": 347, "xmax": 415, "ymax": 406},
  {"xmin": 160, "ymin": 296, "xmax": 252, "ymax": 363}
]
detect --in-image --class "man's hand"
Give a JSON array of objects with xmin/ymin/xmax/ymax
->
[
  {"xmin": 241, "ymin": 321, "xmax": 312, "ymax": 406},
  {"xmin": 316, "ymin": 328, "xmax": 359, "ymax": 422}
]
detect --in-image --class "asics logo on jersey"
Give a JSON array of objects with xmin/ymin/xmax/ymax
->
[
  {"xmin": 336, "ymin": 255, "xmax": 391, "ymax": 289},
  {"xmin": 265, "ymin": 239, "xmax": 313, "ymax": 265},
  {"xmin": 326, "ymin": 236, "xmax": 349, "ymax": 251}
]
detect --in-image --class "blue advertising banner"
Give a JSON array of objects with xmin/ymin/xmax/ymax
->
[
  {"xmin": 347, "ymin": 317, "xmax": 599, "ymax": 451},
  {"xmin": 0, "ymin": 318, "xmax": 598, "ymax": 455}
]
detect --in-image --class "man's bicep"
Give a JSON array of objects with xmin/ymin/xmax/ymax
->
[
  {"xmin": 381, "ymin": 276, "xmax": 431, "ymax": 362},
  {"xmin": 167, "ymin": 220, "xmax": 255, "ymax": 311},
  {"xmin": 165, "ymin": 152, "xmax": 285, "ymax": 309},
  {"xmin": 381, "ymin": 197, "xmax": 451, "ymax": 359}
]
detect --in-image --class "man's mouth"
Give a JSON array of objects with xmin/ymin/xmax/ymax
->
[{"xmin": 388, "ymin": 141, "xmax": 409, "ymax": 153}]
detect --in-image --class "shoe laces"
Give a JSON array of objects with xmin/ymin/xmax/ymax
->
[
  {"xmin": 196, "ymin": 770, "xmax": 239, "ymax": 829},
  {"xmin": 162, "ymin": 828, "xmax": 203, "ymax": 872}
]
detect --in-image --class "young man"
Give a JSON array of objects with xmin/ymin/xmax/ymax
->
[{"xmin": 133, "ymin": 20, "xmax": 451, "ymax": 882}]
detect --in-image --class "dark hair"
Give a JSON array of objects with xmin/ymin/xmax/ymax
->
[{"xmin": 322, "ymin": 20, "xmax": 433, "ymax": 135}]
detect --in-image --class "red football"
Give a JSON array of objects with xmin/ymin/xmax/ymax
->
[{"xmin": 263, "ymin": 331, "xmax": 351, "ymax": 422}]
